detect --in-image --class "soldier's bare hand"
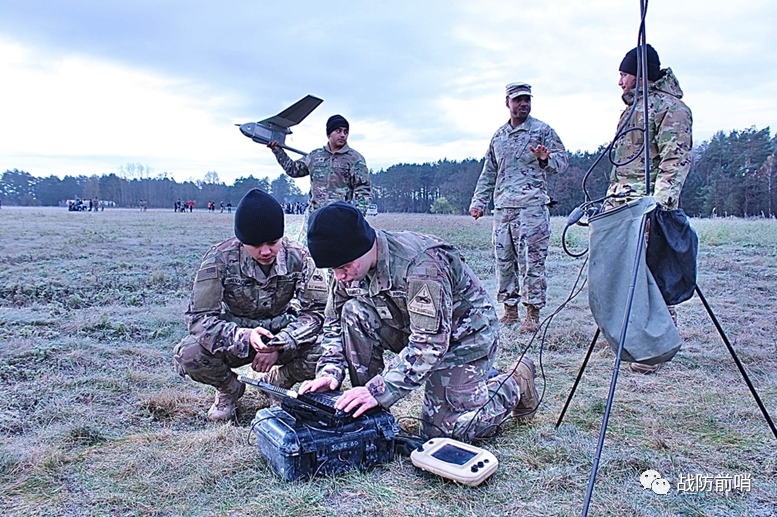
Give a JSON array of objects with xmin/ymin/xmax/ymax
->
[
  {"xmin": 299, "ymin": 376, "xmax": 339, "ymax": 394},
  {"xmin": 470, "ymin": 208, "xmax": 483, "ymax": 220},
  {"xmin": 251, "ymin": 350, "xmax": 278, "ymax": 373},
  {"xmin": 267, "ymin": 141, "xmax": 280, "ymax": 151},
  {"xmin": 529, "ymin": 144, "xmax": 550, "ymax": 160},
  {"xmin": 249, "ymin": 327, "xmax": 275, "ymax": 352},
  {"xmin": 335, "ymin": 387, "xmax": 379, "ymax": 418}
]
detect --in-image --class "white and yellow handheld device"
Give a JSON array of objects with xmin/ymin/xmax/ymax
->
[{"xmin": 409, "ymin": 437, "xmax": 498, "ymax": 486}]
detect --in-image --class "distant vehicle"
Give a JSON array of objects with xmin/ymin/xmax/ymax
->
[
  {"xmin": 236, "ymin": 95, "xmax": 323, "ymax": 156},
  {"xmin": 366, "ymin": 204, "xmax": 379, "ymax": 216},
  {"xmin": 66, "ymin": 199, "xmax": 87, "ymax": 211}
]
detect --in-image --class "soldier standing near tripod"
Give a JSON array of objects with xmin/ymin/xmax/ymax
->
[
  {"xmin": 470, "ymin": 83, "xmax": 568, "ymax": 332},
  {"xmin": 606, "ymin": 44, "xmax": 693, "ymax": 374}
]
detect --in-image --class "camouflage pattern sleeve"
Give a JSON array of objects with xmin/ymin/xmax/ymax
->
[
  {"xmin": 652, "ymin": 102, "xmax": 693, "ymax": 209},
  {"xmin": 314, "ymin": 277, "xmax": 349, "ymax": 384},
  {"xmin": 469, "ymin": 137, "xmax": 499, "ymax": 212},
  {"xmin": 350, "ymin": 155, "xmax": 373, "ymax": 213},
  {"xmin": 275, "ymin": 254, "xmax": 327, "ymax": 354},
  {"xmin": 543, "ymin": 127, "xmax": 569, "ymax": 175},
  {"xmin": 366, "ymin": 254, "xmax": 453, "ymax": 408},
  {"xmin": 272, "ymin": 146, "xmax": 312, "ymax": 179},
  {"xmin": 184, "ymin": 250, "xmax": 253, "ymax": 359}
]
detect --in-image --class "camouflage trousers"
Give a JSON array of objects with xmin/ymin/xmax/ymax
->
[
  {"xmin": 340, "ymin": 299, "xmax": 520, "ymax": 442},
  {"xmin": 493, "ymin": 205, "xmax": 550, "ymax": 309},
  {"xmin": 172, "ymin": 335, "xmax": 321, "ymax": 390}
]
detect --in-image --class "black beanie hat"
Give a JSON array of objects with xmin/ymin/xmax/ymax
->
[
  {"xmin": 307, "ymin": 201, "xmax": 376, "ymax": 268},
  {"xmin": 619, "ymin": 44, "xmax": 662, "ymax": 82},
  {"xmin": 326, "ymin": 114, "xmax": 349, "ymax": 136},
  {"xmin": 234, "ymin": 189, "xmax": 284, "ymax": 246}
]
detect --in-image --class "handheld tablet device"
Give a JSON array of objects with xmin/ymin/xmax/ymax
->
[{"xmin": 410, "ymin": 437, "xmax": 498, "ymax": 486}]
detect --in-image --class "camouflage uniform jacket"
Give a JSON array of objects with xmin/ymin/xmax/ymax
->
[
  {"xmin": 185, "ymin": 237, "xmax": 327, "ymax": 359},
  {"xmin": 317, "ymin": 230, "xmax": 498, "ymax": 409},
  {"xmin": 608, "ymin": 68, "xmax": 693, "ymax": 209},
  {"xmin": 273, "ymin": 143, "xmax": 372, "ymax": 213},
  {"xmin": 470, "ymin": 115, "xmax": 568, "ymax": 211}
]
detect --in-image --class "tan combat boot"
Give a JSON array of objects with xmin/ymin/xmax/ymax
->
[
  {"xmin": 630, "ymin": 362, "xmax": 661, "ymax": 374},
  {"xmin": 207, "ymin": 375, "xmax": 246, "ymax": 422},
  {"xmin": 499, "ymin": 304, "xmax": 520, "ymax": 325},
  {"xmin": 511, "ymin": 357, "xmax": 539, "ymax": 422},
  {"xmin": 519, "ymin": 305, "xmax": 540, "ymax": 333}
]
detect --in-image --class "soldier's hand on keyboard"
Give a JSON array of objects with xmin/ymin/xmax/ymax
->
[
  {"xmin": 299, "ymin": 376, "xmax": 339, "ymax": 394},
  {"xmin": 335, "ymin": 387, "xmax": 379, "ymax": 418}
]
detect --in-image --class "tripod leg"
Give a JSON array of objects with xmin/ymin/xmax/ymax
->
[
  {"xmin": 581, "ymin": 211, "xmax": 650, "ymax": 517},
  {"xmin": 695, "ymin": 286, "xmax": 777, "ymax": 439},
  {"xmin": 556, "ymin": 328, "xmax": 600, "ymax": 429}
]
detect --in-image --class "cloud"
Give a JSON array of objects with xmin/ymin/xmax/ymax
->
[{"xmin": 1, "ymin": 0, "xmax": 775, "ymax": 184}]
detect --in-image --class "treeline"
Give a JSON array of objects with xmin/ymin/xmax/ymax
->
[
  {"xmin": 0, "ymin": 170, "xmax": 306, "ymax": 210},
  {"xmin": 371, "ymin": 126, "xmax": 776, "ymax": 218},
  {"xmin": 2, "ymin": 127, "xmax": 775, "ymax": 217},
  {"xmin": 371, "ymin": 151, "xmax": 612, "ymax": 217}
]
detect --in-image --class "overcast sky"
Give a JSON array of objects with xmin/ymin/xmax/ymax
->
[{"xmin": 1, "ymin": 0, "xmax": 775, "ymax": 187}]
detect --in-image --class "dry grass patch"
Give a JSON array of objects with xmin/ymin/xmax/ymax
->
[{"xmin": 1, "ymin": 207, "xmax": 776, "ymax": 516}]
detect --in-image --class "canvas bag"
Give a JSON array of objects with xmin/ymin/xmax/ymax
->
[
  {"xmin": 588, "ymin": 197, "xmax": 681, "ymax": 365},
  {"xmin": 646, "ymin": 207, "xmax": 698, "ymax": 306}
]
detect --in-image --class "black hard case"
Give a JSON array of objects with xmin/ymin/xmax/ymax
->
[{"xmin": 251, "ymin": 406, "xmax": 399, "ymax": 481}]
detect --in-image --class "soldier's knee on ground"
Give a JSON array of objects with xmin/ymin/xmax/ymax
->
[
  {"xmin": 172, "ymin": 336, "xmax": 234, "ymax": 387},
  {"xmin": 172, "ymin": 338, "xmax": 201, "ymax": 378}
]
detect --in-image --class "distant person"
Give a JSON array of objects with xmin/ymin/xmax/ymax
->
[
  {"xmin": 173, "ymin": 189, "xmax": 328, "ymax": 421},
  {"xmin": 226, "ymin": 201, "xmax": 232, "ymax": 213},
  {"xmin": 268, "ymin": 114, "xmax": 372, "ymax": 241},
  {"xmin": 299, "ymin": 202, "xmax": 540, "ymax": 441},
  {"xmin": 469, "ymin": 83, "xmax": 568, "ymax": 332},
  {"xmin": 220, "ymin": 202, "xmax": 224, "ymax": 213},
  {"xmin": 606, "ymin": 44, "xmax": 693, "ymax": 374}
]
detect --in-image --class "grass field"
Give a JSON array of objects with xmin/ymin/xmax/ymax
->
[{"xmin": 1, "ymin": 207, "xmax": 776, "ymax": 517}]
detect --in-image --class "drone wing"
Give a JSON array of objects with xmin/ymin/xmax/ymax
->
[{"xmin": 259, "ymin": 95, "xmax": 324, "ymax": 128}]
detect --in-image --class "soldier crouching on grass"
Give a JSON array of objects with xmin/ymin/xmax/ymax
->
[
  {"xmin": 299, "ymin": 202, "xmax": 540, "ymax": 441},
  {"xmin": 173, "ymin": 189, "xmax": 328, "ymax": 421}
]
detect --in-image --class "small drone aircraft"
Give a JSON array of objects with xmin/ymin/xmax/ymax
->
[{"xmin": 236, "ymin": 94, "xmax": 323, "ymax": 155}]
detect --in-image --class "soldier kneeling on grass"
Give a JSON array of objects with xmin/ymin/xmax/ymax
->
[
  {"xmin": 173, "ymin": 189, "xmax": 328, "ymax": 421},
  {"xmin": 299, "ymin": 202, "xmax": 540, "ymax": 441}
]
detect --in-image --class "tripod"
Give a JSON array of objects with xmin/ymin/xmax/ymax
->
[
  {"xmin": 555, "ymin": 242, "xmax": 777, "ymax": 515},
  {"xmin": 555, "ymin": 3, "xmax": 776, "ymax": 516}
]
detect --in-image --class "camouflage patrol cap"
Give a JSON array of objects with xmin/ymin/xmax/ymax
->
[{"xmin": 506, "ymin": 82, "xmax": 532, "ymax": 99}]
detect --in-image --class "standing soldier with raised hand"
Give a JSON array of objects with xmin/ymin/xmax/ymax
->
[
  {"xmin": 470, "ymin": 83, "xmax": 568, "ymax": 332},
  {"xmin": 268, "ymin": 114, "xmax": 372, "ymax": 241}
]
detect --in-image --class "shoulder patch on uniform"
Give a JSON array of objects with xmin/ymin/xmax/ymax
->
[
  {"xmin": 196, "ymin": 266, "xmax": 219, "ymax": 281},
  {"xmin": 407, "ymin": 280, "xmax": 442, "ymax": 332},
  {"xmin": 408, "ymin": 283, "xmax": 437, "ymax": 318},
  {"xmin": 307, "ymin": 270, "xmax": 328, "ymax": 291}
]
